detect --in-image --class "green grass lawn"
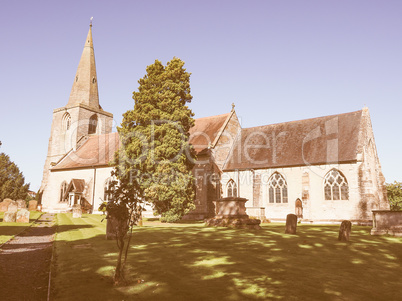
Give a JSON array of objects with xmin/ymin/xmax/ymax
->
[
  {"xmin": 52, "ymin": 213, "xmax": 402, "ymax": 301},
  {"xmin": 0, "ymin": 211, "xmax": 42, "ymax": 244}
]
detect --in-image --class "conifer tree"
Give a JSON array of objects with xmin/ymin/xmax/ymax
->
[
  {"xmin": 115, "ymin": 57, "xmax": 196, "ymax": 222},
  {"xmin": 0, "ymin": 153, "xmax": 30, "ymax": 201}
]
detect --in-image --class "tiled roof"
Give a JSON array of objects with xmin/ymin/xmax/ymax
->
[
  {"xmin": 189, "ymin": 113, "xmax": 231, "ymax": 153},
  {"xmin": 224, "ymin": 110, "xmax": 362, "ymax": 170},
  {"xmin": 52, "ymin": 132, "xmax": 119, "ymax": 170},
  {"xmin": 70, "ymin": 179, "xmax": 86, "ymax": 193}
]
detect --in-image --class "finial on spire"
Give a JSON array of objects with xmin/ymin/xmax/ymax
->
[
  {"xmin": 90, "ymin": 16, "xmax": 93, "ymax": 27},
  {"xmin": 231, "ymin": 102, "xmax": 235, "ymax": 111}
]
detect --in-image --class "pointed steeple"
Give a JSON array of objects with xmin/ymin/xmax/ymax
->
[{"xmin": 67, "ymin": 23, "xmax": 100, "ymax": 109}]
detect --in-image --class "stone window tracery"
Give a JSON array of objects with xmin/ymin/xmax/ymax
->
[
  {"xmin": 324, "ymin": 169, "xmax": 349, "ymax": 200},
  {"xmin": 60, "ymin": 181, "xmax": 68, "ymax": 203},
  {"xmin": 268, "ymin": 172, "xmax": 288, "ymax": 203},
  {"xmin": 227, "ymin": 179, "xmax": 237, "ymax": 197}
]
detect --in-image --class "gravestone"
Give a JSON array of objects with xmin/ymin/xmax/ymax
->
[
  {"xmin": 338, "ymin": 220, "xmax": 352, "ymax": 241},
  {"xmin": 106, "ymin": 215, "xmax": 129, "ymax": 240},
  {"xmin": 16, "ymin": 199, "xmax": 27, "ymax": 209},
  {"xmin": 106, "ymin": 215, "xmax": 117, "ymax": 240},
  {"xmin": 3, "ymin": 199, "xmax": 13, "ymax": 205},
  {"xmin": 285, "ymin": 214, "xmax": 298, "ymax": 234},
  {"xmin": 7, "ymin": 202, "xmax": 18, "ymax": 213},
  {"xmin": 0, "ymin": 201, "xmax": 9, "ymax": 212},
  {"xmin": 28, "ymin": 200, "xmax": 38, "ymax": 211},
  {"xmin": 3, "ymin": 211, "xmax": 16, "ymax": 223},
  {"xmin": 16, "ymin": 209, "xmax": 30, "ymax": 223},
  {"xmin": 72, "ymin": 204, "xmax": 82, "ymax": 218}
]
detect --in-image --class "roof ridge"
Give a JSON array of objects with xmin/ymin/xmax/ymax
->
[
  {"xmin": 194, "ymin": 112, "xmax": 231, "ymax": 121},
  {"xmin": 243, "ymin": 110, "xmax": 363, "ymax": 131}
]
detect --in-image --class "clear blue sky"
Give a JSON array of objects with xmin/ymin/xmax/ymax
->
[{"xmin": 0, "ymin": 0, "xmax": 401, "ymax": 191}]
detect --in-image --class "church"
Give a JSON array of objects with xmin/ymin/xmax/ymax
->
[{"xmin": 40, "ymin": 25, "xmax": 389, "ymax": 223}]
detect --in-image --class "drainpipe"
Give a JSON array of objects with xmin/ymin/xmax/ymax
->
[
  {"xmin": 237, "ymin": 169, "xmax": 240, "ymax": 197},
  {"xmin": 92, "ymin": 167, "xmax": 96, "ymax": 214},
  {"xmin": 250, "ymin": 169, "xmax": 255, "ymax": 206}
]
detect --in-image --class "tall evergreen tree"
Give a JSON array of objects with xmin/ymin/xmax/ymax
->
[
  {"xmin": 115, "ymin": 57, "xmax": 196, "ymax": 222},
  {"xmin": 0, "ymin": 153, "xmax": 30, "ymax": 200}
]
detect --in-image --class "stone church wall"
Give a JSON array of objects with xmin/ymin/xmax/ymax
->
[
  {"xmin": 42, "ymin": 166, "xmax": 114, "ymax": 213},
  {"xmin": 222, "ymin": 162, "xmax": 372, "ymax": 223}
]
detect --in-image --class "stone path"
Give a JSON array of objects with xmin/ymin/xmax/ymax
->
[{"xmin": 0, "ymin": 213, "xmax": 55, "ymax": 301}]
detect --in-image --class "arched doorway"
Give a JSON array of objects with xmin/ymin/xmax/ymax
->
[{"xmin": 295, "ymin": 198, "xmax": 303, "ymax": 220}]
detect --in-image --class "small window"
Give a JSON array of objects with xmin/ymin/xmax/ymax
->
[
  {"xmin": 324, "ymin": 169, "xmax": 349, "ymax": 200},
  {"xmin": 88, "ymin": 114, "xmax": 98, "ymax": 134},
  {"xmin": 62, "ymin": 113, "xmax": 71, "ymax": 131},
  {"xmin": 268, "ymin": 173, "xmax": 288, "ymax": 203},
  {"xmin": 227, "ymin": 180, "xmax": 237, "ymax": 197}
]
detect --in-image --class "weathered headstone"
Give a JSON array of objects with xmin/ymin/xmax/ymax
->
[
  {"xmin": 106, "ymin": 215, "xmax": 117, "ymax": 240},
  {"xmin": 285, "ymin": 214, "xmax": 298, "ymax": 234},
  {"xmin": 16, "ymin": 199, "xmax": 27, "ymax": 209},
  {"xmin": 3, "ymin": 198, "xmax": 13, "ymax": 205},
  {"xmin": 72, "ymin": 204, "xmax": 82, "ymax": 218},
  {"xmin": 0, "ymin": 202, "xmax": 10, "ymax": 212},
  {"xmin": 28, "ymin": 200, "xmax": 38, "ymax": 211},
  {"xmin": 16, "ymin": 209, "xmax": 30, "ymax": 223},
  {"xmin": 338, "ymin": 220, "xmax": 352, "ymax": 241},
  {"xmin": 7, "ymin": 202, "xmax": 18, "ymax": 213},
  {"xmin": 106, "ymin": 215, "xmax": 129, "ymax": 240},
  {"xmin": 3, "ymin": 211, "xmax": 17, "ymax": 223}
]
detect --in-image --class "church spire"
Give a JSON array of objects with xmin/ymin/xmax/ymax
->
[{"xmin": 67, "ymin": 21, "xmax": 100, "ymax": 109}]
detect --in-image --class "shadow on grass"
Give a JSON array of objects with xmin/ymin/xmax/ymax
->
[{"xmin": 51, "ymin": 218, "xmax": 402, "ymax": 301}]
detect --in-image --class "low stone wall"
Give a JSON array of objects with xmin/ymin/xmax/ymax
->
[{"xmin": 371, "ymin": 210, "xmax": 402, "ymax": 237}]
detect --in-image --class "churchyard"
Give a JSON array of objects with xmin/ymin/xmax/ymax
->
[
  {"xmin": 0, "ymin": 211, "xmax": 42, "ymax": 244},
  {"xmin": 46, "ymin": 213, "xmax": 402, "ymax": 300}
]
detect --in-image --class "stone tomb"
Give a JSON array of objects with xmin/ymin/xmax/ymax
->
[
  {"xmin": 16, "ymin": 209, "xmax": 30, "ymax": 223},
  {"xmin": 3, "ymin": 211, "xmax": 17, "ymax": 223},
  {"xmin": 206, "ymin": 197, "xmax": 261, "ymax": 229},
  {"xmin": 16, "ymin": 199, "xmax": 27, "ymax": 209},
  {"xmin": 371, "ymin": 210, "xmax": 402, "ymax": 237}
]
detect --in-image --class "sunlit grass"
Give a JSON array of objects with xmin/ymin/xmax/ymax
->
[
  {"xmin": 0, "ymin": 211, "xmax": 42, "ymax": 244},
  {"xmin": 52, "ymin": 214, "xmax": 402, "ymax": 300}
]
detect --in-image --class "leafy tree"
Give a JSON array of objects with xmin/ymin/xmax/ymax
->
[
  {"xmin": 386, "ymin": 181, "xmax": 402, "ymax": 211},
  {"xmin": 117, "ymin": 57, "xmax": 196, "ymax": 222},
  {"xmin": 101, "ymin": 57, "xmax": 196, "ymax": 286},
  {"xmin": 99, "ymin": 175, "xmax": 143, "ymax": 285},
  {"xmin": 0, "ymin": 153, "xmax": 30, "ymax": 201}
]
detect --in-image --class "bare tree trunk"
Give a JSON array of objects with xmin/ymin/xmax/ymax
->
[{"xmin": 114, "ymin": 236, "xmax": 125, "ymax": 285}]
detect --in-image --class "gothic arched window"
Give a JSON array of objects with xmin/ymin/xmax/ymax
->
[
  {"xmin": 88, "ymin": 114, "xmax": 98, "ymax": 134},
  {"xmin": 104, "ymin": 177, "xmax": 115, "ymax": 201},
  {"xmin": 324, "ymin": 169, "xmax": 349, "ymax": 200},
  {"xmin": 62, "ymin": 113, "xmax": 71, "ymax": 131},
  {"xmin": 227, "ymin": 180, "xmax": 237, "ymax": 197},
  {"xmin": 59, "ymin": 181, "xmax": 68, "ymax": 203},
  {"xmin": 268, "ymin": 172, "xmax": 288, "ymax": 203}
]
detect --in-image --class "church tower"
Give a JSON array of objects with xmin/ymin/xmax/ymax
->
[{"xmin": 39, "ymin": 23, "xmax": 113, "ymax": 199}]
